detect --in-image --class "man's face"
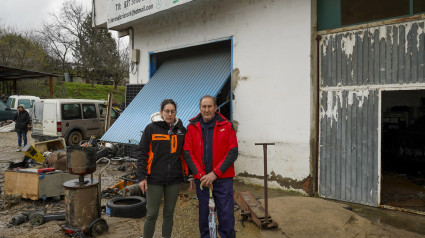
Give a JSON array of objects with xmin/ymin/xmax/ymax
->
[
  {"xmin": 18, "ymin": 107, "xmax": 23, "ymax": 112},
  {"xmin": 200, "ymin": 97, "xmax": 217, "ymax": 122}
]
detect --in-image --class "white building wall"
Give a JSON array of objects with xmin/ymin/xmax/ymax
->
[{"xmin": 123, "ymin": 0, "xmax": 312, "ymax": 191}]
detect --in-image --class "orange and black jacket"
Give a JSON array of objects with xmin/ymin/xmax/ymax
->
[{"xmin": 136, "ymin": 117, "xmax": 189, "ymax": 184}]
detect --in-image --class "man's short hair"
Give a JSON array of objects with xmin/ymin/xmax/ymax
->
[{"xmin": 199, "ymin": 95, "xmax": 217, "ymax": 107}]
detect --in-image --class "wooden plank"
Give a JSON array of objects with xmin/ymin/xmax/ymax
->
[{"xmin": 4, "ymin": 171, "xmax": 39, "ymax": 200}]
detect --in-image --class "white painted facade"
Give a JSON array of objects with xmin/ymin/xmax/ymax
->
[{"xmin": 94, "ymin": 0, "xmax": 313, "ymax": 192}]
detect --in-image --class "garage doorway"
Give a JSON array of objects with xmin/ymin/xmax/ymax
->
[{"xmin": 381, "ymin": 90, "xmax": 425, "ymax": 211}]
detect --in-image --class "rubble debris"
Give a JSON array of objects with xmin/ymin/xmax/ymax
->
[
  {"xmin": 43, "ymin": 150, "xmax": 67, "ymax": 171},
  {"xmin": 117, "ymin": 165, "xmax": 126, "ymax": 171},
  {"xmin": 0, "ymin": 121, "xmax": 15, "ymax": 132},
  {"xmin": 8, "ymin": 156, "xmax": 33, "ymax": 170},
  {"xmin": 8, "ymin": 213, "xmax": 28, "ymax": 226},
  {"xmin": 1, "ymin": 194, "xmax": 22, "ymax": 210},
  {"xmin": 28, "ymin": 210, "xmax": 65, "ymax": 226},
  {"xmin": 120, "ymin": 184, "xmax": 142, "ymax": 197}
]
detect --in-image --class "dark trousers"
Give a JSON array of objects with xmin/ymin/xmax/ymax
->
[
  {"xmin": 17, "ymin": 131, "xmax": 27, "ymax": 147},
  {"xmin": 195, "ymin": 178, "xmax": 235, "ymax": 238},
  {"xmin": 144, "ymin": 183, "xmax": 181, "ymax": 238}
]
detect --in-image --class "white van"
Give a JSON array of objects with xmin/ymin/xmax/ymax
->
[
  {"xmin": 31, "ymin": 99, "xmax": 119, "ymax": 145},
  {"xmin": 6, "ymin": 95, "xmax": 40, "ymax": 115}
]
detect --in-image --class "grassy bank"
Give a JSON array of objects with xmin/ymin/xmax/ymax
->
[{"xmin": 17, "ymin": 80, "xmax": 126, "ymax": 104}]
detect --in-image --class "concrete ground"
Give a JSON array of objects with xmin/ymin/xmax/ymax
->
[{"xmin": 1, "ymin": 132, "xmax": 425, "ymax": 237}]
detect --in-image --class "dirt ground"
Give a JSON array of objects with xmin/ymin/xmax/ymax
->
[{"xmin": 1, "ymin": 131, "xmax": 425, "ymax": 238}]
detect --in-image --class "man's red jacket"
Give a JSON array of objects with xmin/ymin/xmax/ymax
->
[{"xmin": 183, "ymin": 113, "xmax": 238, "ymax": 179}]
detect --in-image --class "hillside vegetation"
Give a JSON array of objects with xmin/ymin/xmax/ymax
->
[{"xmin": 17, "ymin": 80, "xmax": 126, "ymax": 104}]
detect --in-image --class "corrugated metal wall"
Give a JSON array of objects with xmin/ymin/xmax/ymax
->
[
  {"xmin": 319, "ymin": 90, "xmax": 379, "ymax": 206},
  {"xmin": 320, "ymin": 21, "xmax": 425, "ymax": 87},
  {"xmin": 319, "ymin": 20, "xmax": 425, "ymax": 206}
]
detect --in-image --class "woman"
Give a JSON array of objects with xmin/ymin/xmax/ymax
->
[
  {"xmin": 137, "ymin": 99, "xmax": 195, "ymax": 238},
  {"xmin": 14, "ymin": 104, "xmax": 30, "ymax": 152}
]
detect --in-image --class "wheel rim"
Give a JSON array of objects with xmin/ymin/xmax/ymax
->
[{"xmin": 69, "ymin": 132, "xmax": 82, "ymax": 145}]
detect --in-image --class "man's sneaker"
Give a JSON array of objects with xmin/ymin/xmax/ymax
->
[{"xmin": 16, "ymin": 147, "xmax": 21, "ymax": 152}]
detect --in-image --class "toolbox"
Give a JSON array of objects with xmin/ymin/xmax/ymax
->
[{"xmin": 4, "ymin": 169, "xmax": 78, "ymax": 200}]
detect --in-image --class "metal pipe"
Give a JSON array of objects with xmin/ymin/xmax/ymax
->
[
  {"xmin": 255, "ymin": 143, "xmax": 275, "ymax": 224},
  {"xmin": 96, "ymin": 158, "xmax": 110, "ymax": 216}
]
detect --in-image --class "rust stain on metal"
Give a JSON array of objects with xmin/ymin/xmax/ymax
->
[
  {"xmin": 65, "ymin": 184, "xmax": 99, "ymax": 228},
  {"xmin": 67, "ymin": 147, "xmax": 97, "ymax": 175}
]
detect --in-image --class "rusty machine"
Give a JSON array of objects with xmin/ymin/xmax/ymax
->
[{"xmin": 62, "ymin": 146, "xmax": 110, "ymax": 237}]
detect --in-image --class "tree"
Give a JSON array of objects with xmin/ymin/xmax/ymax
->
[
  {"xmin": 111, "ymin": 39, "xmax": 130, "ymax": 90},
  {"xmin": 0, "ymin": 26, "xmax": 51, "ymax": 71},
  {"xmin": 40, "ymin": 0, "xmax": 129, "ymax": 87},
  {"xmin": 74, "ymin": 15, "xmax": 121, "ymax": 86}
]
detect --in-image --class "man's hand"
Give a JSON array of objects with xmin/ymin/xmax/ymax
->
[
  {"xmin": 188, "ymin": 179, "xmax": 195, "ymax": 192},
  {"xmin": 200, "ymin": 172, "xmax": 217, "ymax": 189},
  {"xmin": 139, "ymin": 180, "xmax": 147, "ymax": 195}
]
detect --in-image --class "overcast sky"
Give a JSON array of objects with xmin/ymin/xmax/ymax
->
[{"xmin": 0, "ymin": 0, "xmax": 92, "ymax": 30}]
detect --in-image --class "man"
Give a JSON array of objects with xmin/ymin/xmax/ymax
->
[
  {"xmin": 184, "ymin": 95, "xmax": 238, "ymax": 238},
  {"xmin": 14, "ymin": 104, "xmax": 30, "ymax": 152}
]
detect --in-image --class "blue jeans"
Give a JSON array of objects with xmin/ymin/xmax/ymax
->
[
  {"xmin": 195, "ymin": 178, "xmax": 235, "ymax": 238},
  {"xmin": 17, "ymin": 131, "xmax": 27, "ymax": 147}
]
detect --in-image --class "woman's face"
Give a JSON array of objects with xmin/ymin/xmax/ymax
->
[{"xmin": 160, "ymin": 103, "xmax": 176, "ymax": 124}]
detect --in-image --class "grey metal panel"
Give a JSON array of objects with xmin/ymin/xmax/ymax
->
[
  {"xmin": 319, "ymin": 90, "xmax": 379, "ymax": 206},
  {"xmin": 418, "ymin": 22, "xmax": 425, "ymax": 83},
  {"xmin": 101, "ymin": 48, "xmax": 231, "ymax": 144},
  {"xmin": 320, "ymin": 21, "xmax": 425, "ymax": 86}
]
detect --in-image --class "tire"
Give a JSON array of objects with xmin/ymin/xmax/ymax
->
[
  {"xmin": 96, "ymin": 147, "xmax": 110, "ymax": 159},
  {"xmin": 106, "ymin": 196, "xmax": 146, "ymax": 218},
  {"xmin": 67, "ymin": 131, "xmax": 83, "ymax": 146}
]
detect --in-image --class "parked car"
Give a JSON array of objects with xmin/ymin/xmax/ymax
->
[
  {"xmin": 6, "ymin": 95, "xmax": 40, "ymax": 116},
  {"xmin": 0, "ymin": 100, "xmax": 17, "ymax": 122},
  {"xmin": 31, "ymin": 99, "xmax": 120, "ymax": 146}
]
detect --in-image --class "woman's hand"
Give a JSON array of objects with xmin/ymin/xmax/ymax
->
[
  {"xmin": 188, "ymin": 179, "xmax": 195, "ymax": 192},
  {"xmin": 139, "ymin": 180, "xmax": 147, "ymax": 194}
]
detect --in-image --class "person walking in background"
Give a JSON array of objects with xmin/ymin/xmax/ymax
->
[
  {"xmin": 184, "ymin": 95, "xmax": 238, "ymax": 238},
  {"xmin": 14, "ymin": 104, "xmax": 30, "ymax": 152},
  {"xmin": 137, "ymin": 99, "xmax": 195, "ymax": 238}
]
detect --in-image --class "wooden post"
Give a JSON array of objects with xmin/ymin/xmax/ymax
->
[
  {"xmin": 13, "ymin": 79, "xmax": 17, "ymax": 94},
  {"xmin": 105, "ymin": 93, "xmax": 113, "ymax": 132},
  {"xmin": 49, "ymin": 76, "xmax": 53, "ymax": 98}
]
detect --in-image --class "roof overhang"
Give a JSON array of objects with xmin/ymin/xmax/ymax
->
[{"xmin": 0, "ymin": 66, "xmax": 60, "ymax": 81}]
